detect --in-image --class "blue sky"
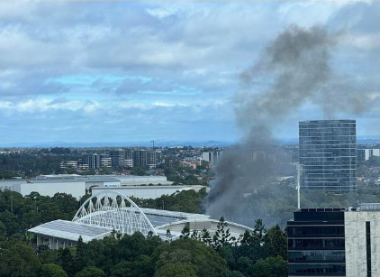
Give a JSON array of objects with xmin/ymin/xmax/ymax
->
[{"xmin": 0, "ymin": 1, "xmax": 380, "ymax": 146}]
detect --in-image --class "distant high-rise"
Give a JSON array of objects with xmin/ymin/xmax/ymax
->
[
  {"xmin": 125, "ymin": 149, "xmax": 134, "ymax": 168},
  {"xmin": 133, "ymin": 150, "xmax": 148, "ymax": 167},
  {"xmin": 100, "ymin": 154, "xmax": 111, "ymax": 168},
  {"xmin": 86, "ymin": 153, "xmax": 101, "ymax": 169},
  {"xmin": 110, "ymin": 149, "xmax": 125, "ymax": 168},
  {"xmin": 299, "ymin": 120, "xmax": 356, "ymax": 193}
]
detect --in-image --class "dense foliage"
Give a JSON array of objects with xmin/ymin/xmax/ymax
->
[
  {"xmin": 0, "ymin": 190, "xmax": 80, "ymax": 240},
  {"xmin": 0, "ymin": 149, "xmax": 79, "ymax": 178},
  {"xmin": 0, "ymin": 189, "xmax": 288, "ymax": 277}
]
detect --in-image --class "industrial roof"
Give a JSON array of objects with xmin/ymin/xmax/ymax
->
[
  {"xmin": 30, "ymin": 177, "xmax": 119, "ymax": 183},
  {"xmin": 28, "ymin": 219, "xmax": 113, "ymax": 242},
  {"xmin": 139, "ymin": 208, "xmax": 210, "ymax": 228}
]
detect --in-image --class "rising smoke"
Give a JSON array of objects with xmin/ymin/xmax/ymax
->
[{"xmin": 206, "ymin": 25, "xmax": 372, "ymax": 226}]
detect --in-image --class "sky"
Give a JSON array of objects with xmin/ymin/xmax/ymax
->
[{"xmin": 0, "ymin": 1, "xmax": 380, "ymax": 146}]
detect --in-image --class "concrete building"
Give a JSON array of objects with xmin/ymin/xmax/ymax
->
[
  {"xmin": 9, "ymin": 174, "xmax": 183, "ymax": 199},
  {"xmin": 100, "ymin": 154, "xmax": 112, "ymax": 168},
  {"xmin": 357, "ymin": 149, "xmax": 380, "ymax": 162},
  {"xmin": 287, "ymin": 204, "xmax": 380, "ymax": 277},
  {"xmin": 147, "ymin": 151, "xmax": 157, "ymax": 168},
  {"xmin": 201, "ymin": 150, "xmax": 222, "ymax": 166},
  {"xmin": 134, "ymin": 150, "xmax": 148, "ymax": 167},
  {"xmin": 0, "ymin": 179, "xmax": 27, "ymax": 191},
  {"xmin": 125, "ymin": 149, "xmax": 134, "ymax": 167},
  {"xmin": 60, "ymin": 160, "xmax": 78, "ymax": 169},
  {"xmin": 299, "ymin": 120, "xmax": 357, "ymax": 193}
]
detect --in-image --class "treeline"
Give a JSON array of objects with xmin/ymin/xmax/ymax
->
[
  {"xmin": 0, "ymin": 189, "xmax": 288, "ymax": 277},
  {"xmin": 0, "ymin": 154, "xmax": 66, "ymax": 178},
  {"xmin": 0, "ymin": 190, "xmax": 80, "ymax": 240},
  {"xmin": 0, "ymin": 219, "xmax": 287, "ymax": 277}
]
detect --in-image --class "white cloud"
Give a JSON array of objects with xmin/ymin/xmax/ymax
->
[{"xmin": 0, "ymin": 1, "xmax": 379, "ymax": 144}]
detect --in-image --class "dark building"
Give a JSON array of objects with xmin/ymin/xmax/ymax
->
[
  {"xmin": 110, "ymin": 149, "xmax": 126, "ymax": 168},
  {"xmin": 85, "ymin": 154, "xmax": 101, "ymax": 169},
  {"xmin": 299, "ymin": 120, "xmax": 357, "ymax": 193},
  {"xmin": 287, "ymin": 208, "xmax": 346, "ymax": 276},
  {"xmin": 133, "ymin": 150, "xmax": 148, "ymax": 167},
  {"xmin": 125, "ymin": 149, "xmax": 134, "ymax": 167}
]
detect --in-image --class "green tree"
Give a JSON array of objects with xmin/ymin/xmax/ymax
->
[
  {"xmin": 251, "ymin": 256, "xmax": 287, "ymax": 277},
  {"xmin": 218, "ymin": 246, "xmax": 235, "ymax": 269},
  {"xmin": 40, "ymin": 264, "xmax": 69, "ymax": 277},
  {"xmin": 236, "ymin": 257, "xmax": 253, "ymax": 277},
  {"xmin": 154, "ymin": 262, "xmax": 198, "ymax": 277},
  {"xmin": 110, "ymin": 255, "xmax": 154, "ymax": 277},
  {"xmin": 229, "ymin": 271, "xmax": 246, "ymax": 277},
  {"xmin": 75, "ymin": 266, "xmax": 105, "ymax": 277},
  {"xmin": 253, "ymin": 219, "xmax": 267, "ymax": 242},
  {"xmin": 263, "ymin": 225, "xmax": 287, "ymax": 259},
  {"xmin": 0, "ymin": 241, "xmax": 41, "ymax": 277},
  {"xmin": 58, "ymin": 248, "xmax": 75, "ymax": 277},
  {"xmin": 213, "ymin": 216, "xmax": 231, "ymax": 250},
  {"xmin": 180, "ymin": 226, "xmax": 190, "ymax": 239},
  {"xmin": 201, "ymin": 228, "xmax": 212, "ymax": 246},
  {"xmin": 154, "ymin": 239, "xmax": 227, "ymax": 277},
  {"xmin": 74, "ymin": 236, "xmax": 88, "ymax": 272}
]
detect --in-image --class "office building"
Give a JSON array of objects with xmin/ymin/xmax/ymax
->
[
  {"xmin": 125, "ymin": 149, "xmax": 134, "ymax": 167},
  {"xmin": 86, "ymin": 154, "xmax": 101, "ymax": 169},
  {"xmin": 100, "ymin": 154, "xmax": 111, "ymax": 168},
  {"xmin": 147, "ymin": 151, "xmax": 157, "ymax": 168},
  {"xmin": 357, "ymin": 149, "xmax": 380, "ymax": 162},
  {"xmin": 60, "ymin": 160, "xmax": 78, "ymax": 169},
  {"xmin": 287, "ymin": 208, "xmax": 346, "ymax": 276},
  {"xmin": 287, "ymin": 204, "xmax": 380, "ymax": 277},
  {"xmin": 201, "ymin": 150, "xmax": 223, "ymax": 166},
  {"xmin": 134, "ymin": 150, "xmax": 148, "ymax": 167},
  {"xmin": 299, "ymin": 120, "xmax": 357, "ymax": 193},
  {"xmin": 110, "ymin": 149, "xmax": 126, "ymax": 168}
]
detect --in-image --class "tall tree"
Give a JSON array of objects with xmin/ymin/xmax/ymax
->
[
  {"xmin": 40, "ymin": 264, "xmax": 69, "ymax": 277},
  {"xmin": 263, "ymin": 225, "xmax": 287, "ymax": 259},
  {"xmin": 213, "ymin": 216, "xmax": 231, "ymax": 250}
]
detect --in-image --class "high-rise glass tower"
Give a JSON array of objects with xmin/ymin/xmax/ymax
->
[{"xmin": 299, "ymin": 120, "xmax": 356, "ymax": 193}]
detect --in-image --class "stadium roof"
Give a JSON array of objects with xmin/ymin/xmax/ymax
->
[
  {"xmin": 28, "ymin": 219, "xmax": 113, "ymax": 242},
  {"xmin": 139, "ymin": 208, "xmax": 210, "ymax": 227}
]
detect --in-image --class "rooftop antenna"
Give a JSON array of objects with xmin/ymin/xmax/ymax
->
[{"xmin": 297, "ymin": 163, "xmax": 303, "ymax": 210}]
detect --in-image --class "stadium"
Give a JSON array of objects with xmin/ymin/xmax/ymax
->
[{"xmin": 28, "ymin": 190, "xmax": 253, "ymax": 249}]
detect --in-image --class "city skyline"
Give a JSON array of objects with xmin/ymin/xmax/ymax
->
[{"xmin": 1, "ymin": 1, "xmax": 380, "ymax": 146}]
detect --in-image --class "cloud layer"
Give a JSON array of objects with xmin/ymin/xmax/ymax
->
[{"xmin": 0, "ymin": 1, "xmax": 379, "ymax": 145}]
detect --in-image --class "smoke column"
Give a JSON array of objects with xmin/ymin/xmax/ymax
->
[{"xmin": 206, "ymin": 25, "xmax": 371, "ymax": 226}]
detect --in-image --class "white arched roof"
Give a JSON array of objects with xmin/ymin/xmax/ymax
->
[{"xmin": 73, "ymin": 190, "xmax": 157, "ymax": 236}]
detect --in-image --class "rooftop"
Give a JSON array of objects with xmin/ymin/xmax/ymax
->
[{"xmin": 28, "ymin": 219, "xmax": 113, "ymax": 242}]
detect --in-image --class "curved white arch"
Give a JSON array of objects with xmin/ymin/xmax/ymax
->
[{"xmin": 73, "ymin": 190, "xmax": 157, "ymax": 236}]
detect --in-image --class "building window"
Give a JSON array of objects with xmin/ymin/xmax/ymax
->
[{"xmin": 366, "ymin": 221, "xmax": 371, "ymax": 277}]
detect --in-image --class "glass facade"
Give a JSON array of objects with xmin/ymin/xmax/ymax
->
[
  {"xmin": 299, "ymin": 120, "xmax": 357, "ymax": 193},
  {"xmin": 287, "ymin": 209, "xmax": 346, "ymax": 276}
]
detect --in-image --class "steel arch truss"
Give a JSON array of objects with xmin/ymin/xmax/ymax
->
[{"xmin": 73, "ymin": 191, "xmax": 157, "ymax": 236}]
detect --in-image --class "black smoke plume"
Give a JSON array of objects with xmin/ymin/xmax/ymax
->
[{"xmin": 206, "ymin": 25, "xmax": 371, "ymax": 227}]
